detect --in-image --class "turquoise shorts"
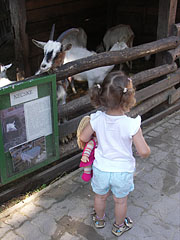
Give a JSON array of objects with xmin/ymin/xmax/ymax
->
[{"xmin": 91, "ymin": 167, "xmax": 134, "ymax": 198}]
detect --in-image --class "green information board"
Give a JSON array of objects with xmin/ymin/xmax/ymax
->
[{"xmin": 0, "ymin": 74, "xmax": 60, "ymax": 185}]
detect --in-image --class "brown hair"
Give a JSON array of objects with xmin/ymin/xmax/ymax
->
[{"xmin": 89, "ymin": 71, "xmax": 136, "ymax": 112}]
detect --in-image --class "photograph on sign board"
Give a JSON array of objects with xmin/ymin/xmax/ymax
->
[
  {"xmin": 9, "ymin": 136, "xmax": 47, "ymax": 173},
  {"xmin": 0, "ymin": 104, "xmax": 27, "ymax": 152}
]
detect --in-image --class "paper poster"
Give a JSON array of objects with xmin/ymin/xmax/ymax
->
[
  {"xmin": 0, "ymin": 95, "xmax": 53, "ymax": 153},
  {"xmin": 24, "ymin": 96, "xmax": 53, "ymax": 141}
]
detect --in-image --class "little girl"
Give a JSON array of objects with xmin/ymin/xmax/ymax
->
[
  {"xmin": 77, "ymin": 116, "xmax": 97, "ymax": 182},
  {"xmin": 80, "ymin": 71, "xmax": 150, "ymax": 237}
]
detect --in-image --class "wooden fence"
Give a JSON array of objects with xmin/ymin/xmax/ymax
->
[
  {"xmin": 52, "ymin": 34, "xmax": 180, "ymax": 161},
  {"xmin": 1, "ymin": 29, "xmax": 180, "ymax": 203}
]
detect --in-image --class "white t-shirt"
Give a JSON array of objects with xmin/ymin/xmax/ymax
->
[{"xmin": 90, "ymin": 111, "xmax": 141, "ymax": 173}]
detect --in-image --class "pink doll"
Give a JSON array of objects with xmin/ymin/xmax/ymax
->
[{"xmin": 77, "ymin": 116, "xmax": 97, "ymax": 182}]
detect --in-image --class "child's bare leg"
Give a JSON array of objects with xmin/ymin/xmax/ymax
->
[
  {"xmin": 94, "ymin": 191, "xmax": 110, "ymax": 218},
  {"xmin": 113, "ymin": 195, "xmax": 127, "ymax": 225}
]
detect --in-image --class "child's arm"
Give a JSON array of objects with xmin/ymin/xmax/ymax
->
[
  {"xmin": 81, "ymin": 139, "xmax": 95, "ymax": 162},
  {"xmin": 133, "ymin": 128, "xmax": 151, "ymax": 158}
]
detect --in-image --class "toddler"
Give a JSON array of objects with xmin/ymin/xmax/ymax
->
[{"xmin": 80, "ymin": 71, "xmax": 151, "ymax": 237}]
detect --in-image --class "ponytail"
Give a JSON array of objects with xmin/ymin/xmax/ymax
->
[
  {"xmin": 88, "ymin": 71, "xmax": 136, "ymax": 111},
  {"xmin": 89, "ymin": 84, "xmax": 102, "ymax": 108}
]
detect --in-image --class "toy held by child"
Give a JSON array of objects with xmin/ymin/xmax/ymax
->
[
  {"xmin": 77, "ymin": 116, "xmax": 97, "ymax": 182},
  {"xmin": 80, "ymin": 71, "xmax": 151, "ymax": 237}
]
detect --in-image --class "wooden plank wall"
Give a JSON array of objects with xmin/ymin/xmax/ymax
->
[
  {"xmin": 0, "ymin": 0, "xmax": 12, "ymax": 46},
  {"xmin": 175, "ymin": 1, "xmax": 180, "ymax": 24},
  {"xmin": 25, "ymin": 0, "xmax": 159, "ymax": 75},
  {"xmin": 107, "ymin": 0, "xmax": 159, "ymax": 44},
  {"xmin": 26, "ymin": 0, "xmax": 107, "ymax": 74}
]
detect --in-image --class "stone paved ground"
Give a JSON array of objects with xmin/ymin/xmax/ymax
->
[{"xmin": 0, "ymin": 110, "xmax": 180, "ymax": 240}]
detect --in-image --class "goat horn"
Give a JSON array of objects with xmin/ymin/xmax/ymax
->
[
  {"xmin": 56, "ymin": 28, "xmax": 79, "ymax": 42},
  {"xmin": 49, "ymin": 24, "xmax": 55, "ymax": 40}
]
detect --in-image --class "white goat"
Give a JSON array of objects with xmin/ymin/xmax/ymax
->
[
  {"xmin": 33, "ymin": 26, "xmax": 87, "ymax": 104},
  {"xmin": 56, "ymin": 79, "xmax": 70, "ymax": 105},
  {"xmin": 6, "ymin": 121, "xmax": 17, "ymax": 132},
  {"xmin": 33, "ymin": 26, "xmax": 87, "ymax": 74},
  {"xmin": 102, "ymin": 24, "xmax": 134, "ymax": 69},
  {"xmin": 103, "ymin": 24, "xmax": 134, "ymax": 51},
  {"xmin": 63, "ymin": 42, "xmax": 127, "ymax": 88},
  {"xmin": 61, "ymin": 27, "xmax": 87, "ymax": 48},
  {"xmin": 60, "ymin": 27, "xmax": 87, "ymax": 94},
  {"xmin": 33, "ymin": 27, "xmax": 128, "ymax": 90},
  {"xmin": 0, "ymin": 63, "xmax": 15, "ymax": 88}
]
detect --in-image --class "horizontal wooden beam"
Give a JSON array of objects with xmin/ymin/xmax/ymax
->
[
  {"xmin": 166, "ymin": 45, "xmax": 180, "ymax": 63},
  {"xmin": 142, "ymin": 99, "xmax": 180, "ymax": 127},
  {"xmin": 168, "ymin": 87, "xmax": 180, "ymax": 104},
  {"xmin": 132, "ymin": 62, "xmax": 177, "ymax": 85},
  {"xmin": 136, "ymin": 68, "xmax": 180, "ymax": 103},
  {"xmin": 58, "ymin": 63, "xmax": 178, "ymax": 120},
  {"xmin": 58, "ymin": 94, "xmax": 92, "ymax": 120},
  {"xmin": 58, "ymin": 68, "xmax": 180, "ymax": 139},
  {"xmin": 26, "ymin": 35, "xmax": 180, "ymax": 82},
  {"xmin": 172, "ymin": 23, "xmax": 180, "ymax": 36},
  {"xmin": 130, "ymin": 88, "xmax": 173, "ymax": 117},
  {"xmin": 59, "ymin": 88, "xmax": 173, "ymax": 139},
  {"xmin": 59, "ymin": 109, "xmax": 96, "ymax": 139},
  {"xmin": 55, "ymin": 36, "xmax": 180, "ymax": 80}
]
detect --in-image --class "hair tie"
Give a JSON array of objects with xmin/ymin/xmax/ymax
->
[
  {"xmin": 96, "ymin": 84, "xmax": 101, "ymax": 89},
  {"xmin": 123, "ymin": 87, "xmax": 128, "ymax": 93}
]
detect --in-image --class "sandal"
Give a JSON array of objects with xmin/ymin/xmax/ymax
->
[
  {"xmin": 91, "ymin": 209, "xmax": 105, "ymax": 228},
  {"xmin": 112, "ymin": 217, "xmax": 133, "ymax": 237}
]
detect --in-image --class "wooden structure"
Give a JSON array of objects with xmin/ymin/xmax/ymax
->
[
  {"xmin": 0, "ymin": 0, "xmax": 180, "ymax": 201},
  {"xmin": 24, "ymin": 33, "xmax": 180, "ymax": 168},
  {"xmin": 6, "ymin": 0, "xmax": 179, "ymax": 76},
  {"xmin": 0, "ymin": 0, "xmax": 12, "ymax": 47}
]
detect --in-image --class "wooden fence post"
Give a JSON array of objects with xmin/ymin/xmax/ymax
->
[
  {"xmin": 156, "ymin": 0, "xmax": 178, "ymax": 66},
  {"xmin": 9, "ymin": 0, "xmax": 31, "ymax": 77}
]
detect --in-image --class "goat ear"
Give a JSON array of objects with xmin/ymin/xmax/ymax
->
[
  {"xmin": 5, "ymin": 63, "xmax": 12, "ymax": 69},
  {"xmin": 62, "ymin": 43, "xmax": 72, "ymax": 52},
  {"xmin": 32, "ymin": 39, "xmax": 46, "ymax": 49}
]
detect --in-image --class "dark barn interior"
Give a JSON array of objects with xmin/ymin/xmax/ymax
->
[
  {"xmin": 0, "ymin": 0, "xmax": 166, "ymax": 77},
  {"xmin": 23, "ymin": 0, "xmax": 160, "ymax": 75}
]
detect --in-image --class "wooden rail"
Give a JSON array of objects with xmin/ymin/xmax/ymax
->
[
  {"xmin": 57, "ymin": 37, "xmax": 180, "ymax": 143},
  {"xmin": 166, "ymin": 45, "xmax": 180, "ymax": 63},
  {"xmin": 1, "ymin": 32, "xmax": 180, "ymax": 194},
  {"xmin": 58, "ymin": 62, "xmax": 178, "ymax": 121},
  {"xmin": 55, "ymin": 36, "xmax": 180, "ymax": 80},
  {"xmin": 25, "ymin": 35, "xmax": 180, "ymax": 82}
]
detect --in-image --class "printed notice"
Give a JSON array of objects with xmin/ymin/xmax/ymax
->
[
  {"xmin": 10, "ymin": 86, "xmax": 38, "ymax": 106},
  {"xmin": 24, "ymin": 96, "xmax": 52, "ymax": 141}
]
